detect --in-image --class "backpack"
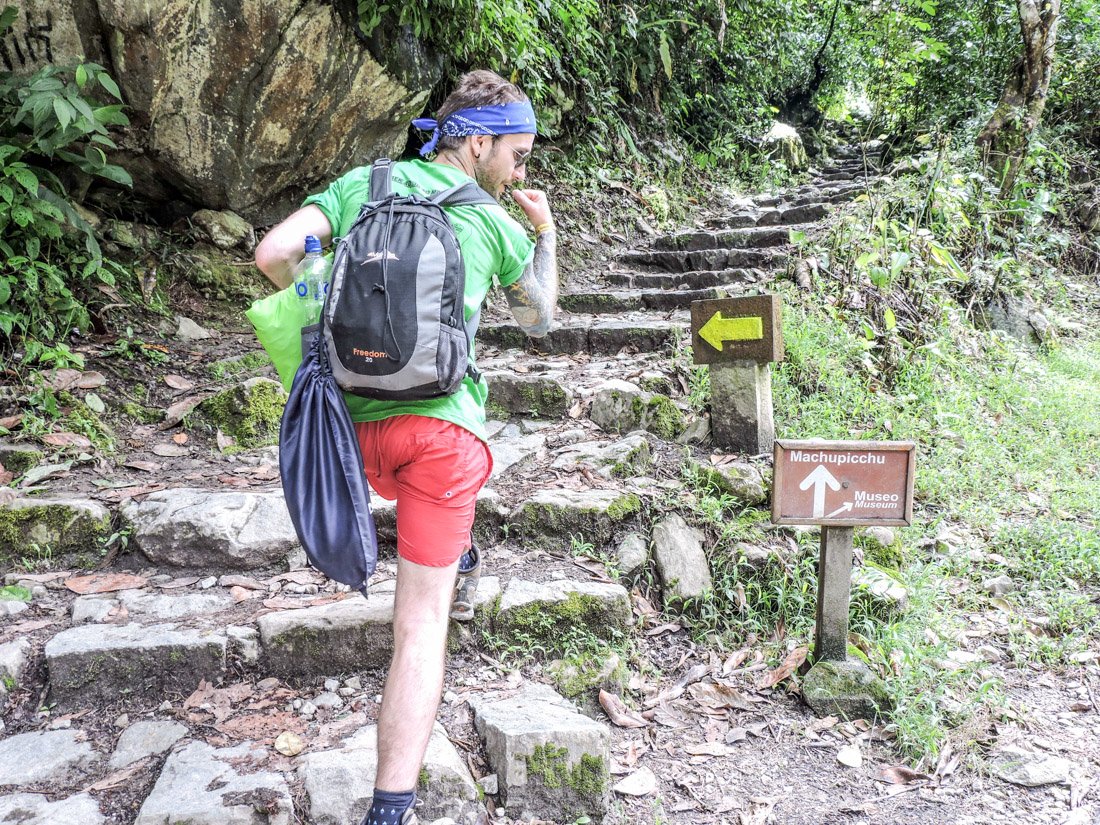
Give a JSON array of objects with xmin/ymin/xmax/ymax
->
[{"xmin": 322, "ymin": 158, "xmax": 499, "ymax": 401}]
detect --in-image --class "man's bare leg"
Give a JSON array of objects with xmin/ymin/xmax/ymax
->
[{"xmin": 374, "ymin": 554, "xmax": 460, "ymax": 792}]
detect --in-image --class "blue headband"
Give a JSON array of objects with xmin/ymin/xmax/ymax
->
[{"xmin": 412, "ymin": 101, "xmax": 537, "ymax": 157}]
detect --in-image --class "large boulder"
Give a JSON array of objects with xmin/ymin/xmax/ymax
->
[{"xmin": 7, "ymin": 0, "xmax": 439, "ymax": 223}]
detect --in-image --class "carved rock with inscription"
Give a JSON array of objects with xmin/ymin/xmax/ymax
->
[{"xmin": 4, "ymin": 0, "xmax": 439, "ymax": 223}]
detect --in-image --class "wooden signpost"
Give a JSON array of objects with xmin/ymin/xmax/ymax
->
[
  {"xmin": 690, "ymin": 294, "xmax": 783, "ymax": 454},
  {"xmin": 772, "ymin": 439, "xmax": 916, "ymax": 662}
]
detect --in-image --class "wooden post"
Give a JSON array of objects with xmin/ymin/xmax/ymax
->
[{"xmin": 814, "ymin": 526, "xmax": 853, "ymax": 662}]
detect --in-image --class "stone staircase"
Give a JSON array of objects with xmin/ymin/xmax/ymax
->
[{"xmin": 0, "ymin": 140, "xmax": 885, "ymax": 825}]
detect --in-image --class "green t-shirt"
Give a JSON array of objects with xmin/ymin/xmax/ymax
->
[{"xmin": 303, "ymin": 159, "xmax": 534, "ymax": 441}]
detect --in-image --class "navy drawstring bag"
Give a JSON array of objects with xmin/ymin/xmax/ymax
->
[{"xmin": 279, "ymin": 323, "xmax": 378, "ymax": 595}]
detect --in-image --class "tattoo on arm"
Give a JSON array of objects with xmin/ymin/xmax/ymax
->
[{"xmin": 504, "ymin": 230, "xmax": 559, "ymax": 338}]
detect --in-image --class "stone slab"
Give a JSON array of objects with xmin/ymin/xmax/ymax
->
[
  {"xmin": 300, "ymin": 723, "xmax": 480, "ymax": 825},
  {"xmin": 496, "ymin": 579, "xmax": 632, "ymax": 645},
  {"xmin": 108, "ymin": 720, "xmax": 189, "ymax": 769},
  {"xmin": 120, "ymin": 488, "xmax": 299, "ymax": 571},
  {"xmin": 0, "ymin": 730, "xmax": 98, "ymax": 786},
  {"xmin": 134, "ymin": 741, "xmax": 292, "ymax": 825},
  {"xmin": 651, "ymin": 514, "xmax": 712, "ymax": 601},
  {"xmin": 0, "ymin": 497, "xmax": 111, "ymax": 563},
  {"xmin": 257, "ymin": 596, "xmax": 394, "ymax": 679},
  {"xmin": 509, "ymin": 489, "xmax": 642, "ymax": 550},
  {"xmin": 45, "ymin": 623, "xmax": 227, "ymax": 708},
  {"xmin": 117, "ymin": 589, "xmax": 236, "ymax": 620},
  {"xmin": 0, "ymin": 793, "xmax": 104, "ymax": 824}
]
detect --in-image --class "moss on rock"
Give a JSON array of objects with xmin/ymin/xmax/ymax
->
[
  {"xmin": 0, "ymin": 499, "xmax": 113, "ymax": 567},
  {"xmin": 802, "ymin": 659, "xmax": 891, "ymax": 720},
  {"xmin": 526, "ymin": 743, "xmax": 609, "ymax": 803},
  {"xmin": 197, "ymin": 378, "xmax": 286, "ymax": 449},
  {"xmin": 0, "ymin": 446, "xmax": 44, "ymax": 477}
]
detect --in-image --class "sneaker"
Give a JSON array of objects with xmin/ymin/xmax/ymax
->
[
  {"xmin": 450, "ymin": 540, "xmax": 481, "ymax": 622},
  {"xmin": 359, "ymin": 805, "xmax": 418, "ymax": 825}
]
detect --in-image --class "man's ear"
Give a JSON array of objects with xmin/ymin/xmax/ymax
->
[{"xmin": 472, "ymin": 134, "xmax": 491, "ymax": 160}]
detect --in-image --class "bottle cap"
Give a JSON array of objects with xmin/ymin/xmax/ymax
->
[{"xmin": 304, "ymin": 235, "xmax": 322, "ymax": 254}]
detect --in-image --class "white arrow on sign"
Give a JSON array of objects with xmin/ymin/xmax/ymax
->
[
  {"xmin": 826, "ymin": 501, "xmax": 854, "ymax": 519},
  {"xmin": 799, "ymin": 465, "xmax": 841, "ymax": 518}
]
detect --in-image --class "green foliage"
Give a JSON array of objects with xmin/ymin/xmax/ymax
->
[
  {"xmin": 359, "ymin": 0, "xmax": 848, "ymax": 151},
  {"xmin": 0, "ymin": 6, "xmax": 131, "ymax": 358}
]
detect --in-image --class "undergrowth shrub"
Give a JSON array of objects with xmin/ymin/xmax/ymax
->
[{"xmin": 0, "ymin": 5, "xmax": 132, "ymax": 366}]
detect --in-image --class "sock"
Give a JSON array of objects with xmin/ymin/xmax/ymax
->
[{"xmin": 362, "ymin": 788, "xmax": 416, "ymax": 825}]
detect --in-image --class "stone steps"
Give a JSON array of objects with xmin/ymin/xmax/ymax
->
[
  {"xmin": 558, "ymin": 285, "xmax": 733, "ymax": 314},
  {"xmin": 604, "ymin": 266, "xmax": 767, "ymax": 290},
  {"xmin": 652, "ymin": 224, "xmax": 797, "ymax": 252},
  {"xmin": 479, "ymin": 312, "xmax": 687, "ymax": 355},
  {"xmin": 619, "ymin": 246, "xmax": 784, "ymax": 272}
]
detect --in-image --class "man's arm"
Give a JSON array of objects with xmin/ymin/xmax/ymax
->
[
  {"xmin": 502, "ymin": 229, "xmax": 558, "ymax": 338},
  {"xmin": 505, "ymin": 188, "xmax": 558, "ymax": 338},
  {"xmin": 254, "ymin": 205, "xmax": 333, "ymax": 289}
]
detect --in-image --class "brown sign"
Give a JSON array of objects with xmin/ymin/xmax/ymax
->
[
  {"xmin": 772, "ymin": 440, "xmax": 915, "ymax": 526},
  {"xmin": 690, "ymin": 294, "xmax": 783, "ymax": 365}
]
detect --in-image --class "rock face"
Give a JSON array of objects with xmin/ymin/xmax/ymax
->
[
  {"xmin": 6, "ymin": 0, "xmax": 438, "ymax": 223},
  {"xmin": 651, "ymin": 514, "xmax": 712, "ymax": 602}
]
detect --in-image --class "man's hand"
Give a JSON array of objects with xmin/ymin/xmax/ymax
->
[{"xmin": 511, "ymin": 189, "xmax": 553, "ymax": 229}]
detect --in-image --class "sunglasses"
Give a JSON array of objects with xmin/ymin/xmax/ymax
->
[{"xmin": 503, "ymin": 142, "xmax": 532, "ymax": 170}]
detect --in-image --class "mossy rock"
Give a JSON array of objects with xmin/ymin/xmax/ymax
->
[
  {"xmin": 0, "ymin": 497, "xmax": 113, "ymax": 567},
  {"xmin": 509, "ymin": 489, "xmax": 641, "ymax": 550},
  {"xmin": 486, "ymin": 373, "xmax": 573, "ymax": 419},
  {"xmin": 858, "ymin": 526, "xmax": 906, "ymax": 568},
  {"xmin": 525, "ymin": 743, "xmax": 609, "ymax": 819},
  {"xmin": 494, "ymin": 580, "xmax": 631, "ymax": 653},
  {"xmin": 0, "ymin": 445, "xmax": 44, "ymax": 477},
  {"xmin": 547, "ymin": 650, "xmax": 627, "ymax": 717},
  {"xmin": 590, "ymin": 381, "xmax": 684, "ymax": 440},
  {"xmin": 196, "ymin": 378, "xmax": 286, "ymax": 449},
  {"xmin": 183, "ymin": 243, "xmax": 268, "ymax": 302},
  {"xmin": 802, "ymin": 659, "xmax": 891, "ymax": 720},
  {"xmin": 687, "ymin": 458, "xmax": 768, "ymax": 505}
]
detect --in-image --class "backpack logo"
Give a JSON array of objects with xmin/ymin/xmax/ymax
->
[{"xmin": 363, "ymin": 251, "xmax": 400, "ymax": 264}]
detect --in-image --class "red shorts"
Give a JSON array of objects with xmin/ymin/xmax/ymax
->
[{"xmin": 354, "ymin": 416, "xmax": 492, "ymax": 568}]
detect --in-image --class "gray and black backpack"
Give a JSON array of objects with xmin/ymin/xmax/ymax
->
[{"xmin": 321, "ymin": 158, "xmax": 499, "ymax": 401}]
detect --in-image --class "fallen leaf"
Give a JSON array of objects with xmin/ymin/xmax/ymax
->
[
  {"xmin": 219, "ymin": 474, "xmax": 252, "ymax": 487},
  {"xmin": 152, "ymin": 443, "xmax": 190, "ymax": 457},
  {"xmin": 673, "ymin": 663, "xmax": 711, "ymax": 692},
  {"xmin": 726, "ymin": 727, "xmax": 747, "ymax": 744},
  {"xmin": 0, "ymin": 414, "xmax": 22, "ymax": 429},
  {"xmin": 879, "ymin": 765, "xmax": 931, "ymax": 785},
  {"xmin": 184, "ymin": 680, "xmax": 216, "ymax": 710},
  {"xmin": 83, "ymin": 393, "xmax": 106, "ymax": 414},
  {"xmin": 230, "ymin": 586, "xmax": 262, "ymax": 603},
  {"xmin": 613, "ymin": 766, "xmax": 657, "ymax": 796},
  {"xmin": 599, "ymin": 690, "xmax": 648, "ymax": 728},
  {"xmin": 20, "ymin": 461, "xmax": 73, "ymax": 487},
  {"xmin": 156, "ymin": 576, "xmax": 201, "ymax": 589},
  {"xmin": 755, "ymin": 646, "xmax": 808, "ymax": 690},
  {"xmin": 684, "ymin": 741, "xmax": 729, "ymax": 756},
  {"xmin": 837, "ymin": 745, "xmax": 863, "ymax": 767},
  {"xmin": 160, "ymin": 394, "xmax": 208, "ymax": 429},
  {"xmin": 688, "ymin": 682, "xmax": 756, "ymax": 711},
  {"xmin": 44, "ymin": 368, "xmax": 83, "ymax": 391},
  {"xmin": 65, "ymin": 573, "xmax": 149, "ymax": 595},
  {"xmin": 722, "ymin": 648, "xmax": 752, "ymax": 675},
  {"xmin": 0, "ymin": 464, "xmax": 11, "ymax": 485},
  {"xmin": 274, "ymin": 731, "xmax": 305, "ymax": 757},
  {"xmin": 76, "ymin": 371, "xmax": 107, "ymax": 389},
  {"xmin": 41, "ymin": 432, "xmax": 94, "ymax": 449},
  {"xmin": 165, "ymin": 374, "xmax": 195, "ymax": 390},
  {"xmin": 220, "ymin": 575, "xmax": 266, "ymax": 590},
  {"xmin": 124, "ymin": 460, "xmax": 162, "ymax": 473},
  {"xmin": 84, "ymin": 759, "xmax": 147, "ymax": 792},
  {"xmin": 173, "ymin": 433, "xmax": 189, "ymax": 445},
  {"xmin": 645, "ymin": 622, "xmax": 682, "ymax": 637},
  {"xmin": 217, "ymin": 430, "xmax": 237, "ymax": 451},
  {"xmin": 217, "ymin": 711, "xmax": 304, "ymax": 742}
]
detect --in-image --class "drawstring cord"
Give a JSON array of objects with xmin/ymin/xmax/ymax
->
[{"xmin": 379, "ymin": 199, "xmax": 403, "ymax": 363}]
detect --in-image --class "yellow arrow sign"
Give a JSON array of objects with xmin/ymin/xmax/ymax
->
[{"xmin": 699, "ymin": 312, "xmax": 764, "ymax": 351}]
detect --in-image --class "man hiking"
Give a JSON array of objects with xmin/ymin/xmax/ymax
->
[{"xmin": 254, "ymin": 69, "xmax": 558, "ymax": 825}]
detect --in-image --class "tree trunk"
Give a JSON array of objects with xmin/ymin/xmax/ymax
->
[{"xmin": 975, "ymin": 0, "xmax": 1060, "ymax": 195}]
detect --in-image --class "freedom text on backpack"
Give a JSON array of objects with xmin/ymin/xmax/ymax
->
[{"xmin": 323, "ymin": 159, "xmax": 499, "ymax": 400}]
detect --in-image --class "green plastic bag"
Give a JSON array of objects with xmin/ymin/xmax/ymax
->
[{"xmin": 245, "ymin": 286, "xmax": 313, "ymax": 392}]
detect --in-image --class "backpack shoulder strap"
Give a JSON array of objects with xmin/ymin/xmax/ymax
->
[
  {"xmin": 431, "ymin": 181, "xmax": 499, "ymax": 208},
  {"xmin": 369, "ymin": 159, "xmax": 394, "ymax": 202}
]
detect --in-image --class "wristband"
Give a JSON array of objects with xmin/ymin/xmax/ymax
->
[{"xmin": 534, "ymin": 222, "xmax": 555, "ymax": 235}]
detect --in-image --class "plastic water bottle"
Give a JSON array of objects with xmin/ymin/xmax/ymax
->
[{"xmin": 293, "ymin": 235, "xmax": 331, "ymax": 323}]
